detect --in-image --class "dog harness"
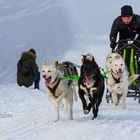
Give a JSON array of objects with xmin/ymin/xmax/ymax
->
[
  {"xmin": 111, "ymin": 70, "xmax": 121, "ymax": 83},
  {"xmin": 47, "ymin": 79, "xmax": 61, "ymax": 98}
]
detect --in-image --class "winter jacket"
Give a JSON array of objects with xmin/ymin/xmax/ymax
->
[
  {"xmin": 110, "ymin": 14, "xmax": 140, "ymax": 48},
  {"xmin": 17, "ymin": 51, "xmax": 38, "ymax": 87}
]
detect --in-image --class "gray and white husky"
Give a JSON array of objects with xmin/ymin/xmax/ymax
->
[{"xmin": 42, "ymin": 61, "xmax": 78, "ymax": 121}]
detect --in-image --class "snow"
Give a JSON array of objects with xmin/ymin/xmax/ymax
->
[
  {"xmin": 0, "ymin": 84, "xmax": 140, "ymax": 140},
  {"xmin": 0, "ymin": 0, "xmax": 140, "ymax": 139}
]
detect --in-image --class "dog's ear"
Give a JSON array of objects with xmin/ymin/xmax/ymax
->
[
  {"xmin": 87, "ymin": 53, "xmax": 94, "ymax": 61},
  {"xmin": 52, "ymin": 61, "xmax": 59, "ymax": 68},
  {"xmin": 106, "ymin": 53, "xmax": 111, "ymax": 61},
  {"xmin": 42, "ymin": 61, "xmax": 47, "ymax": 73},
  {"xmin": 115, "ymin": 53, "xmax": 121, "ymax": 59},
  {"xmin": 92, "ymin": 56, "xmax": 95, "ymax": 62},
  {"xmin": 42, "ymin": 61, "xmax": 47, "ymax": 67}
]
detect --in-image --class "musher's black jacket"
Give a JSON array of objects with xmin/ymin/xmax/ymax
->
[{"xmin": 110, "ymin": 14, "xmax": 140, "ymax": 47}]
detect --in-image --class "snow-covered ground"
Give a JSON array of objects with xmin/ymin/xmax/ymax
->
[
  {"xmin": 0, "ymin": 0, "xmax": 140, "ymax": 139},
  {"xmin": 0, "ymin": 84, "xmax": 140, "ymax": 140}
]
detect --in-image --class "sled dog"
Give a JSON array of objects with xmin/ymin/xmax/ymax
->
[
  {"xmin": 42, "ymin": 61, "xmax": 78, "ymax": 121},
  {"xmin": 106, "ymin": 53, "xmax": 139, "ymax": 109},
  {"xmin": 78, "ymin": 53, "xmax": 104, "ymax": 119}
]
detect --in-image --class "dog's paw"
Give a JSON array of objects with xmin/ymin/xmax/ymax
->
[
  {"xmin": 54, "ymin": 118, "xmax": 60, "ymax": 122},
  {"xmin": 122, "ymin": 104, "xmax": 126, "ymax": 109},
  {"xmin": 91, "ymin": 116, "xmax": 96, "ymax": 120},
  {"xmin": 83, "ymin": 110, "xmax": 89, "ymax": 114},
  {"xmin": 69, "ymin": 116, "xmax": 73, "ymax": 120}
]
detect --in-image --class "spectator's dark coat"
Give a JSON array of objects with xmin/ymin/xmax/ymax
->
[{"xmin": 17, "ymin": 51, "xmax": 38, "ymax": 87}]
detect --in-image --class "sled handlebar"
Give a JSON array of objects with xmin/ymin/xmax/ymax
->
[
  {"xmin": 112, "ymin": 39, "xmax": 140, "ymax": 53},
  {"xmin": 116, "ymin": 39, "xmax": 140, "ymax": 45}
]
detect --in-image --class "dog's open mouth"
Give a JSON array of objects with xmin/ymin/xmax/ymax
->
[
  {"xmin": 43, "ymin": 76, "xmax": 51, "ymax": 86},
  {"xmin": 83, "ymin": 76, "xmax": 93, "ymax": 85},
  {"xmin": 118, "ymin": 72, "xmax": 122, "ymax": 78},
  {"xmin": 116, "ymin": 69, "xmax": 123, "ymax": 78}
]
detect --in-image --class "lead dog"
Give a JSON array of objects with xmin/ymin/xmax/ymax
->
[
  {"xmin": 106, "ymin": 53, "xmax": 139, "ymax": 109},
  {"xmin": 78, "ymin": 53, "xmax": 104, "ymax": 119},
  {"xmin": 42, "ymin": 61, "xmax": 78, "ymax": 121}
]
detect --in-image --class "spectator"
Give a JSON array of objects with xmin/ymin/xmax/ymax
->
[{"xmin": 17, "ymin": 48, "xmax": 40, "ymax": 89}]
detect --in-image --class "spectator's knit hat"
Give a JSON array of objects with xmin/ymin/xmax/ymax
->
[
  {"xmin": 29, "ymin": 48, "xmax": 36, "ymax": 55},
  {"xmin": 121, "ymin": 5, "xmax": 133, "ymax": 17}
]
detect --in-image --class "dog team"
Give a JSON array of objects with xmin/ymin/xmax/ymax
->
[
  {"xmin": 16, "ymin": 5, "xmax": 140, "ymax": 121},
  {"xmin": 17, "ymin": 48, "xmax": 138, "ymax": 121},
  {"xmin": 41, "ymin": 52, "xmax": 138, "ymax": 122}
]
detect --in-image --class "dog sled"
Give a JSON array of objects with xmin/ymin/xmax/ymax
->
[{"xmin": 106, "ymin": 39, "xmax": 140, "ymax": 103}]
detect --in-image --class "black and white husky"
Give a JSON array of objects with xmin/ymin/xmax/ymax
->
[
  {"xmin": 78, "ymin": 53, "xmax": 104, "ymax": 119},
  {"xmin": 42, "ymin": 61, "xmax": 78, "ymax": 121}
]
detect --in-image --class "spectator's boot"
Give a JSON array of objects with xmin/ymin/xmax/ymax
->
[{"xmin": 34, "ymin": 81, "xmax": 39, "ymax": 89}]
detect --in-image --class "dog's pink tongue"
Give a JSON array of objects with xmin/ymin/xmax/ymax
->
[
  {"xmin": 118, "ymin": 72, "xmax": 122, "ymax": 78},
  {"xmin": 45, "ymin": 80, "xmax": 49, "ymax": 87},
  {"xmin": 85, "ymin": 77, "xmax": 92, "ymax": 84}
]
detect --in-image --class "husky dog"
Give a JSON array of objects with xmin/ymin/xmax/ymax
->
[
  {"xmin": 106, "ymin": 53, "xmax": 139, "ymax": 109},
  {"xmin": 78, "ymin": 53, "xmax": 104, "ymax": 119},
  {"xmin": 42, "ymin": 61, "xmax": 78, "ymax": 121},
  {"xmin": 105, "ymin": 53, "xmax": 122, "ymax": 72}
]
